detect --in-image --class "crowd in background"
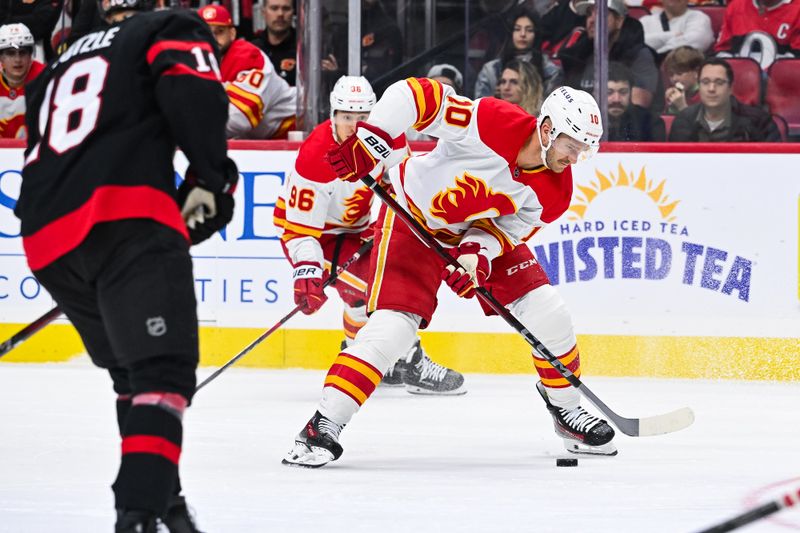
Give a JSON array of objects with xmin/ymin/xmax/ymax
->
[{"xmin": 0, "ymin": 0, "xmax": 798, "ymax": 141}]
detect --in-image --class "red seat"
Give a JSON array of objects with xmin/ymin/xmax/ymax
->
[
  {"xmin": 766, "ymin": 59, "xmax": 800, "ymax": 135},
  {"xmin": 627, "ymin": 6, "xmax": 651, "ymax": 19},
  {"xmin": 661, "ymin": 114, "xmax": 675, "ymax": 138},
  {"xmin": 726, "ymin": 57, "xmax": 762, "ymax": 106},
  {"xmin": 772, "ymin": 114, "xmax": 788, "ymax": 142},
  {"xmin": 692, "ymin": 5, "xmax": 725, "ymax": 40}
]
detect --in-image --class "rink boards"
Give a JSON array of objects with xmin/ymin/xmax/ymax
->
[{"xmin": 0, "ymin": 141, "xmax": 797, "ymax": 381}]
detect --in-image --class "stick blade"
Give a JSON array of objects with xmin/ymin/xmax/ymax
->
[{"xmin": 637, "ymin": 407, "xmax": 695, "ymax": 437}]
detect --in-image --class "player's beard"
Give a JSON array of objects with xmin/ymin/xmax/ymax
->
[{"xmin": 545, "ymin": 146, "xmax": 569, "ymax": 173}]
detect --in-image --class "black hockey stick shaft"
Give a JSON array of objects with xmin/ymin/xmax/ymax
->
[
  {"xmin": 696, "ymin": 488, "xmax": 800, "ymax": 533},
  {"xmin": 195, "ymin": 238, "xmax": 374, "ymax": 392},
  {"xmin": 0, "ymin": 306, "xmax": 63, "ymax": 359},
  {"xmin": 363, "ymin": 174, "xmax": 689, "ymax": 437}
]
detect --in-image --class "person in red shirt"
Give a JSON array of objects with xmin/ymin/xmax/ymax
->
[
  {"xmin": 715, "ymin": 0, "xmax": 800, "ymax": 58},
  {"xmin": 198, "ymin": 4, "xmax": 296, "ymax": 139},
  {"xmin": 0, "ymin": 23, "xmax": 43, "ymax": 139}
]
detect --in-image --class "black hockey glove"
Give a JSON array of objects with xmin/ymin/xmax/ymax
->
[{"xmin": 178, "ymin": 158, "xmax": 239, "ymax": 245}]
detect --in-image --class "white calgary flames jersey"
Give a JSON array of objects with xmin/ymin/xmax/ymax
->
[
  {"xmin": 369, "ymin": 77, "xmax": 573, "ymax": 261},
  {"xmin": 273, "ymin": 119, "xmax": 375, "ymax": 264},
  {"xmin": 0, "ymin": 61, "xmax": 44, "ymax": 139},
  {"xmin": 221, "ymin": 39, "xmax": 296, "ymax": 139}
]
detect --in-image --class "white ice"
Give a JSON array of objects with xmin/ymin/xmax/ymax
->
[{"xmin": 1, "ymin": 360, "xmax": 799, "ymax": 532}]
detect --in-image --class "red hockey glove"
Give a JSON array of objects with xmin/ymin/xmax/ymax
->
[
  {"xmin": 441, "ymin": 242, "xmax": 490, "ymax": 299},
  {"xmin": 326, "ymin": 122, "xmax": 393, "ymax": 182},
  {"xmin": 293, "ymin": 262, "xmax": 328, "ymax": 314}
]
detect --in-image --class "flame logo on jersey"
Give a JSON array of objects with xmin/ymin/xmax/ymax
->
[
  {"xmin": 342, "ymin": 186, "xmax": 373, "ymax": 225},
  {"xmin": 430, "ymin": 173, "xmax": 516, "ymax": 225}
]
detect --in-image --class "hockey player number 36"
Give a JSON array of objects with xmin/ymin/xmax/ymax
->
[{"xmin": 28, "ymin": 56, "xmax": 109, "ymax": 160}]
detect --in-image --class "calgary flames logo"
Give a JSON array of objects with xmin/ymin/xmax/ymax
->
[
  {"xmin": 342, "ymin": 187, "xmax": 373, "ymax": 224},
  {"xmin": 430, "ymin": 173, "xmax": 516, "ymax": 224}
]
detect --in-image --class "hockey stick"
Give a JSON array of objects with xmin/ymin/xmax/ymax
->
[
  {"xmin": 695, "ymin": 487, "xmax": 800, "ymax": 533},
  {"xmin": 195, "ymin": 238, "xmax": 374, "ymax": 391},
  {"xmin": 0, "ymin": 306, "xmax": 63, "ymax": 359},
  {"xmin": 362, "ymin": 174, "xmax": 694, "ymax": 437}
]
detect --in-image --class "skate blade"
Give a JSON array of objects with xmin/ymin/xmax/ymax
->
[
  {"xmin": 563, "ymin": 439, "xmax": 618, "ymax": 456},
  {"xmin": 405, "ymin": 385, "xmax": 468, "ymax": 396},
  {"xmin": 281, "ymin": 442, "xmax": 335, "ymax": 468}
]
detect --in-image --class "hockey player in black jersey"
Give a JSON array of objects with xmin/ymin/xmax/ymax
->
[{"xmin": 15, "ymin": 0, "xmax": 236, "ymax": 531}]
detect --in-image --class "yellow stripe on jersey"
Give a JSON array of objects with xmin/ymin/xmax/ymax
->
[
  {"xmin": 281, "ymin": 220, "xmax": 323, "ymax": 239},
  {"xmin": 406, "ymin": 77, "xmax": 444, "ymax": 131},
  {"xmin": 227, "ymin": 84, "xmax": 264, "ymax": 126}
]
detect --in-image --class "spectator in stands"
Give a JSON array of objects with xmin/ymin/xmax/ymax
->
[
  {"xmin": 0, "ymin": 0, "xmax": 62, "ymax": 61},
  {"xmin": 715, "ymin": 0, "xmax": 800, "ymax": 60},
  {"xmin": 474, "ymin": 6, "xmax": 563, "ymax": 98},
  {"xmin": 252, "ymin": 0, "xmax": 296, "ymax": 86},
  {"xmin": 640, "ymin": 0, "xmax": 715, "ymax": 58},
  {"xmin": 560, "ymin": 0, "xmax": 661, "ymax": 109},
  {"xmin": 538, "ymin": 0, "xmax": 586, "ymax": 56},
  {"xmin": 427, "ymin": 63, "xmax": 464, "ymax": 93},
  {"xmin": 606, "ymin": 62, "xmax": 666, "ymax": 141},
  {"xmin": 199, "ymin": 4, "xmax": 296, "ymax": 139},
  {"xmin": 669, "ymin": 57, "xmax": 781, "ymax": 141},
  {"xmin": 663, "ymin": 45, "xmax": 704, "ymax": 114},
  {"xmin": 321, "ymin": 0, "xmax": 403, "ymax": 87},
  {"xmin": 0, "ymin": 23, "xmax": 43, "ymax": 139},
  {"xmin": 497, "ymin": 59, "xmax": 545, "ymax": 115}
]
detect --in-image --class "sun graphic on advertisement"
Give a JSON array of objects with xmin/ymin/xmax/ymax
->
[{"xmin": 567, "ymin": 163, "xmax": 679, "ymax": 221}]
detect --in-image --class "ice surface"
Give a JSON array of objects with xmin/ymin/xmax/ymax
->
[{"xmin": 1, "ymin": 360, "xmax": 798, "ymax": 532}]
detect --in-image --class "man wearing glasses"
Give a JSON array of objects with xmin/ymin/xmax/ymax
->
[
  {"xmin": 0, "ymin": 24, "xmax": 42, "ymax": 139},
  {"xmin": 669, "ymin": 57, "xmax": 780, "ymax": 142}
]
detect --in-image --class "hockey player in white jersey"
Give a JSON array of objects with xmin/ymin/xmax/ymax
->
[
  {"xmin": 273, "ymin": 75, "xmax": 465, "ymax": 395},
  {"xmin": 282, "ymin": 79, "xmax": 616, "ymax": 468}
]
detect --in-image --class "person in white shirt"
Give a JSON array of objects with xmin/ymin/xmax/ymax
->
[{"xmin": 640, "ymin": 0, "xmax": 715, "ymax": 56}]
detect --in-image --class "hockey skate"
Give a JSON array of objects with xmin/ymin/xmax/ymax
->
[
  {"xmin": 402, "ymin": 341, "xmax": 466, "ymax": 395},
  {"xmin": 536, "ymin": 381, "xmax": 617, "ymax": 456},
  {"xmin": 282, "ymin": 411, "xmax": 344, "ymax": 468},
  {"xmin": 115, "ymin": 509, "xmax": 157, "ymax": 533},
  {"xmin": 162, "ymin": 494, "xmax": 204, "ymax": 533}
]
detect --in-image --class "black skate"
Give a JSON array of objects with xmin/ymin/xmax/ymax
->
[
  {"xmin": 536, "ymin": 381, "xmax": 617, "ymax": 456},
  {"xmin": 162, "ymin": 495, "xmax": 204, "ymax": 533},
  {"xmin": 115, "ymin": 509, "xmax": 157, "ymax": 533},
  {"xmin": 402, "ymin": 341, "xmax": 466, "ymax": 396},
  {"xmin": 282, "ymin": 411, "xmax": 344, "ymax": 468},
  {"xmin": 381, "ymin": 358, "xmax": 405, "ymax": 386}
]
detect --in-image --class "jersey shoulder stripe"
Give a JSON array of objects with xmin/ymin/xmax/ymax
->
[
  {"xmin": 146, "ymin": 40, "xmax": 212, "ymax": 64},
  {"xmin": 406, "ymin": 77, "xmax": 444, "ymax": 131}
]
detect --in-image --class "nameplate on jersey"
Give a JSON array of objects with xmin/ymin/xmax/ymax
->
[{"xmin": 55, "ymin": 27, "xmax": 120, "ymax": 67}]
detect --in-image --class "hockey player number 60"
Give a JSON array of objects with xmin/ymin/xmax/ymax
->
[{"xmin": 28, "ymin": 56, "xmax": 109, "ymax": 160}]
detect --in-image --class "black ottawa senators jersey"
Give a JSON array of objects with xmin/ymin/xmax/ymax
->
[{"xmin": 16, "ymin": 9, "xmax": 230, "ymax": 271}]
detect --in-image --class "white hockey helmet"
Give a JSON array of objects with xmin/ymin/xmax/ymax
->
[
  {"xmin": 537, "ymin": 86, "xmax": 603, "ymax": 165},
  {"xmin": 0, "ymin": 24, "xmax": 34, "ymax": 51},
  {"xmin": 329, "ymin": 75, "xmax": 376, "ymax": 120}
]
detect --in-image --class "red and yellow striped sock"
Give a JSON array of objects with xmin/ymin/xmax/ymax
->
[
  {"xmin": 532, "ymin": 345, "xmax": 581, "ymax": 389},
  {"xmin": 324, "ymin": 352, "xmax": 382, "ymax": 406}
]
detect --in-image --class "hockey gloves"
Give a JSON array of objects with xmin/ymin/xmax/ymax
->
[
  {"xmin": 441, "ymin": 242, "xmax": 490, "ymax": 299},
  {"xmin": 178, "ymin": 158, "xmax": 239, "ymax": 245},
  {"xmin": 293, "ymin": 262, "xmax": 328, "ymax": 314},
  {"xmin": 327, "ymin": 122, "xmax": 394, "ymax": 183}
]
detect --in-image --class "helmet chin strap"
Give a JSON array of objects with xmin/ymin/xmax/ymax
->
[{"xmin": 536, "ymin": 122, "xmax": 554, "ymax": 170}]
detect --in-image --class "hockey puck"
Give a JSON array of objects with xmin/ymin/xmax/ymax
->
[{"xmin": 556, "ymin": 458, "xmax": 578, "ymax": 467}]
